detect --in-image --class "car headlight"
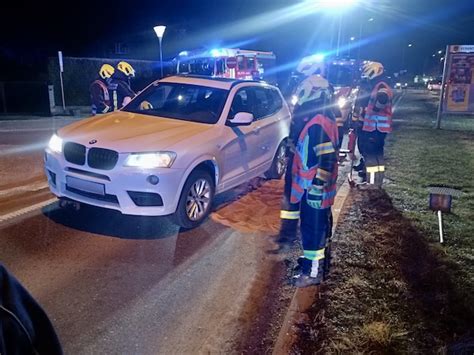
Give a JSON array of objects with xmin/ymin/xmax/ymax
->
[
  {"xmin": 48, "ymin": 134, "xmax": 63, "ymax": 153},
  {"xmin": 124, "ymin": 152, "xmax": 177, "ymax": 169},
  {"xmin": 338, "ymin": 97, "xmax": 348, "ymax": 109}
]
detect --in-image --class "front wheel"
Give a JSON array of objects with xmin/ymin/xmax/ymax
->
[
  {"xmin": 172, "ymin": 170, "xmax": 215, "ymax": 229},
  {"xmin": 265, "ymin": 142, "xmax": 287, "ymax": 179}
]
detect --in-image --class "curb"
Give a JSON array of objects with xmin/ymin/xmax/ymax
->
[{"xmin": 272, "ymin": 180, "xmax": 352, "ymax": 354}]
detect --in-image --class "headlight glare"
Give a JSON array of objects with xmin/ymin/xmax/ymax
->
[
  {"xmin": 338, "ymin": 97, "xmax": 348, "ymax": 109},
  {"xmin": 124, "ymin": 152, "xmax": 176, "ymax": 168},
  {"xmin": 48, "ymin": 134, "xmax": 63, "ymax": 153}
]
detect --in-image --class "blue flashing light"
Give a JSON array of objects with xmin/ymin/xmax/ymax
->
[
  {"xmin": 313, "ymin": 53, "xmax": 325, "ymax": 62},
  {"xmin": 210, "ymin": 49, "xmax": 221, "ymax": 57}
]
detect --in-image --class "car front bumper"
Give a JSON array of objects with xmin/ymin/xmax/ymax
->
[{"xmin": 44, "ymin": 150, "xmax": 184, "ymax": 216}]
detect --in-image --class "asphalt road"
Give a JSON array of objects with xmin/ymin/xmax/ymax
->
[{"xmin": 0, "ymin": 117, "xmax": 287, "ymax": 354}]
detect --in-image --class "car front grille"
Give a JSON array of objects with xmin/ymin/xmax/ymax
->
[
  {"xmin": 64, "ymin": 142, "xmax": 86, "ymax": 166},
  {"xmin": 87, "ymin": 148, "xmax": 119, "ymax": 170}
]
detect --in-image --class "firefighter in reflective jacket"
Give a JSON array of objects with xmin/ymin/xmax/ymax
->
[
  {"xmin": 354, "ymin": 61, "xmax": 393, "ymax": 185},
  {"xmin": 90, "ymin": 64, "xmax": 114, "ymax": 115},
  {"xmin": 109, "ymin": 61, "xmax": 136, "ymax": 110},
  {"xmin": 277, "ymin": 75, "xmax": 339, "ymax": 287}
]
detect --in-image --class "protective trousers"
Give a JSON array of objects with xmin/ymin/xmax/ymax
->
[
  {"xmin": 359, "ymin": 130, "xmax": 386, "ymax": 186},
  {"xmin": 279, "ymin": 150, "xmax": 300, "ymax": 242},
  {"xmin": 300, "ymin": 193, "xmax": 332, "ymax": 278}
]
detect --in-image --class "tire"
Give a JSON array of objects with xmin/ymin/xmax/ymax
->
[
  {"xmin": 265, "ymin": 141, "xmax": 287, "ymax": 180},
  {"xmin": 172, "ymin": 169, "xmax": 215, "ymax": 229}
]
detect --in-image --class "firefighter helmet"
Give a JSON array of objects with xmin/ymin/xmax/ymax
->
[
  {"xmin": 117, "ymin": 61, "xmax": 136, "ymax": 77},
  {"xmin": 296, "ymin": 54, "xmax": 326, "ymax": 77},
  {"xmin": 139, "ymin": 101, "xmax": 153, "ymax": 110},
  {"xmin": 99, "ymin": 64, "xmax": 115, "ymax": 79},
  {"xmin": 295, "ymin": 75, "xmax": 330, "ymax": 106},
  {"xmin": 362, "ymin": 61, "xmax": 384, "ymax": 80}
]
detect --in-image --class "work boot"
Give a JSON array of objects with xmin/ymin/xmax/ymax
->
[
  {"xmin": 358, "ymin": 171, "xmax": 367, "ymax": 182},
  {"xmin": 292, "ymin": 258, "xmax": 324, "ymax": 288},
  {"xmin": 353, "ymin": 159, "xmax": 365, "ymax": 172}
]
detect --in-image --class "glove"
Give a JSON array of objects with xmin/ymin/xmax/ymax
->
[{"xmin": 307, "ymin": 184, "xmax": 324, "ymax": 209}]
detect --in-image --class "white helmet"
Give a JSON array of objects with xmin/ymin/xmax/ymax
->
[
  {"xmin": 296, "ymin": 54, "xmax": 326, "ymax": 77},
  {"xmin": 294, "ymin": 75, "xmax": 330, "ymax": 106}
]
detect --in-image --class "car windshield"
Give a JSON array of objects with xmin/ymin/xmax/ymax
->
[{"xmin": 123, "ymin": 82, "xmax": 228, "ymax": 124}]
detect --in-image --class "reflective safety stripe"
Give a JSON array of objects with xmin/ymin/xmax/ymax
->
[
  {"xmin": 280, "ymin": 210, "xmax": 300, "ymax": 220},
  {"xmin": 366, "ymin": 165, "xmax": 385, "ymax": 173},
  {"xmin": 316, "ymin": 168, "xmax": 331, "ymax": 182},
  {"xmin": 304, "ymin": 248, "xmax": 325, "ymax": 261},
  {"xmin": 314, "ymin": 142, "xmax": 336, "ymax": 156},
  {"xmin": 113, "ymin": 91, "xmax": 118, "ymax": 111}
]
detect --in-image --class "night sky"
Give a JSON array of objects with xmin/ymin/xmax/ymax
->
[{"xmin": 1, "ymin": 0, "xmax": 474, "ymax": 79}]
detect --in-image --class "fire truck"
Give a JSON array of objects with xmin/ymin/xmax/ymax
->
[{"xmin": 174, "ymin": 48, "xmax": 277, "ymax": 84}]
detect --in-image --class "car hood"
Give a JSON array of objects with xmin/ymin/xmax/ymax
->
[{"xmin": 58, "ymin": 111, "xmax": 214, "ymax": 152}]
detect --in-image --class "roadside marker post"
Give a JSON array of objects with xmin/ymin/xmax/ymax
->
[
  {"xmin": 58, "ymin": 51, "xmax": 66, "ymax": 111},
  {"xmin": 428, "ymin": 186, "xmax": 462, "ymax": 243}
]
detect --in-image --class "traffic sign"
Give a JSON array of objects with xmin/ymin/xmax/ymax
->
[{"xmin": 227, "ymin": 57, "xmax": 237, "ymax": 69}]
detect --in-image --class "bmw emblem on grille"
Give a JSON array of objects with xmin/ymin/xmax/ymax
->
[{"xmin": 89, "ymin": 139, "xmax": 98, "ymax": 145}]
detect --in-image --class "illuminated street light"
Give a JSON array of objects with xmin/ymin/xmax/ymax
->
[
  {"xmin": 153, "ymin": 25, "xmax": 167, "ymax": 78},
  {"xmin": 408, "ymin": 43, "xmax": 413, "ymax": 47},
  {"xmin": 350, "ymin": 36, "xmax": 356, "ymax": 41},
  {"xmin": 368, "ymin": 17, "xmax": 374, "ymax": 22},
  {"xmin": 312, "ymin": 0, "xmax": 359, "ymax": 10},
  {"xmin": 438, "ymin": 50, "xmax": 443, "ymax": 54},
  {"xmin": 310, "ymin": 0, "xmax": 360, "ymax": 56},
  {"xmin": 432, "ymin": 54, "xmax": 436, "ymax": 57}
]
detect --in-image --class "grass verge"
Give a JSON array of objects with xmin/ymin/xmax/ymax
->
[{"xmin": 292, "ymin": 90, "xmax": 474, "ymax": 353}]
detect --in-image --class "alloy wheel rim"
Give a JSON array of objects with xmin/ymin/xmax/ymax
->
[
  {"xmin": 276, "ymin": 146, "xmax": 287, "ymax": 176},
  {"xmin": 186, "ymin": 178, "xmax": 211, "ymax": 221}
]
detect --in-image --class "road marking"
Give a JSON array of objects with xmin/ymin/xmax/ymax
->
[
  {"xmin": 0, "ymin": 197, "xmax": 57, "ymax": 224},
  {"xmin": 0, "ymin": 127, "xmax": 57, "ymax": 133},
  {"xmin": 0, "ymin": 181, "xmax": 49, "ymax": 198}
]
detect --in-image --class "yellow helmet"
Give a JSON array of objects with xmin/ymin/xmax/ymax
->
[
  {"xmin": 362, "ymin": 61, "xmax": 384, "ymax": 80},
  {"xmin": 99, "ymin": 64, "xmax": 115, "ymax": 79},
  {"xmin": 139, "ymin": 101, "xmax": 153, "ymax": 110},
  {"xmin": 117, "ymin": 61, "xmax": 135, "ymax": 77}
]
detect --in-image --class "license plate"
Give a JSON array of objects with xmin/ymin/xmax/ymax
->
[{"xmin": 66, "ymin": 176, "xmax": 105, "ymax": 196}]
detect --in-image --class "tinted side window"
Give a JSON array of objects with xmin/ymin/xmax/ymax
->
[
  {"xmin": 269, "ymin": 88, "xmax": 283, "ymax": 114},
  {"xmin": 229, "ymin": 88, "xmax": 253, "ymax": 118},
  {"xmin": 253, "ymin": 87, "xmax": 272, "ymax": 120}
]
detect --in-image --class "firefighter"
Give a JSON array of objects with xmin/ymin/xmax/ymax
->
[
  {"xmin": 90, "ymin": 64, "xmax": 114, "ymax": 115},
  {"xmin": 276, "ymin": 60, "xmax": 327, "ymax": 249},
  {"xmin": 276, "ymin": 75, "xmax": 339, "ymax": 287},
  {"xmin": 110, "ymin": 61, "xmax": 136, "ymax": 110},
  {"xmin": 354, "ymin": 61, "xmax": 393, "ymax": 185}
]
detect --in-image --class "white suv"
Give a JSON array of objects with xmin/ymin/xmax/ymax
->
[{"xmin": 44, "ymin": 75, "xmax": 291, "ymax": 228}]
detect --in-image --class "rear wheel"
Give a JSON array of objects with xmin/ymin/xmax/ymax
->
[
  {"xmin": 172, "ymin": 170, "xmax": 215, "ymax": 229},
  {"xmin": 265, "ymin": 142, "xmax": 287, "ymax": 179}
]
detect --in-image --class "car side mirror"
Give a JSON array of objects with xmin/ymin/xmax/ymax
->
[{"xmin": 227, "ymin": 112, "xmax": 254, "ymax": 126}]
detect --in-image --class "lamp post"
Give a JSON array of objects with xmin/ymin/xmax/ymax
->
[
  {"xmin": 311, "ymin": 0, "xmax": 359, "ymax": 56},
  {"xmin": 357, "ymin": 17, "xmax": 374, "ymax": 61},
  {"xmin": 153, "ymin": 25, "xmax": 166, "ymax": 78}
]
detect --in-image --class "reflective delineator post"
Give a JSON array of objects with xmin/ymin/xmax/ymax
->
[
  {"xmin": 437, "ymin": 210, "xmax": 444, "ymax": 243},
  {"xmin": 428, "ymin": 186, "xmax": 462, "ymax": 244}
]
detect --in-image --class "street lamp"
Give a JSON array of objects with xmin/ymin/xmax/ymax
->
[
  {"xmin": 350, "ymin": 36, "xmax": 356, "ymax": 41},
  {"xmin": 438, "ymin": 50, "xmax": 443, "ymax": 54},
  {"xmin": 310, "ymin": 0, "xmax": 359, "ymax": 56},
  {"xmin": 358, "ymin": 17, "xmax": 374, "ymax": 60},
  {"xmin": 408, "ymin": 43, "xmax": 413, "ymax": 47},
  {"xmin": 153, "ymin": 25, "xmax": 167, "ymax": 78}
]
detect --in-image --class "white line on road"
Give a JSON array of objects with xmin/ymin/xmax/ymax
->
[
  {"xmin": 0, "ymin": 181, "xmax": 49, "ymax": 198},
  {"xmin": 0, "ymin": 197, "xmax": 57, "ymax": 224},
  {"xmin": 0, "ymin": 128, "xmax": 57, "ymax": 133}
]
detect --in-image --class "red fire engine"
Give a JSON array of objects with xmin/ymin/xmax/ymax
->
[{"xmin": 174, "ymin": 48, "xmax": 277, "ymax": 84}]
